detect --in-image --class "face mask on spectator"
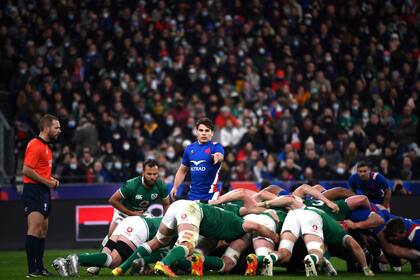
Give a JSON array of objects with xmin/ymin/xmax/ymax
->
[
  {"xmin": 336, "ymin": 167, "xmax": 345, "ymax": 174},
  {"xmin": 166, "ymin": 151, "xmax": 175, "ymax": 159},
  {"xmin": 217, "ymin": 78, "xmax": 224, "ymax": 85},
  {"xmin": 199, "ymin": 73, "xmax": 207, "ymax": 80},
  {"xmin": 238, "ymin": 50, "xmax": 244, "ymax": 57},
  {"xmin": 166, "ymin": 119, "xmax": 174, "ymax": 126},
  {"xmin": 70, "ymin": 163, "xmax": 77, "ymax": 170},
  {"xmin": 123, "ymin": 143, "xmax": 130, "ymax": 150},
  {"xmin": 136, "ymin": 167, "xmax": 143, "ymax": 174},
  {"xmin": 258, "ymin": 48, "xmax": 265, "ymax": 55},
  {"xmin": 114, "ymin": 162, "xmax": 122, "ymax": 169},
  {"xmin": 159, "ymin": 171, "xmax": 166, "ymax": 177},
  {"xmin": 20, "ymin": 68, "xmax": 27, "ymax": 75},
  {"xmin": 291, "ymin": 103, "xmax": 298, "ymax": 110}
]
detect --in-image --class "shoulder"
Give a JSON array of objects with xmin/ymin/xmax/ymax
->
[
  {"xmin": 348, "ymin": 173, "xmax": 358, "ymax": 181},
  {"xmin": 27, "ymin": 138, "xmax": 42, "ymax": 149},
  {"xmin": 124, "ymin": 177, "xmax": 140, "ymax": 187}
]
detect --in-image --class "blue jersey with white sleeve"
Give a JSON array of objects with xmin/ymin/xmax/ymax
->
[
  {"xmin": 348, "ymin": 172, "xmax": 389, "ymax": 204},
  {"xmin": 182, "ymin": 141, "xmax": 224, "ymax": 201}
]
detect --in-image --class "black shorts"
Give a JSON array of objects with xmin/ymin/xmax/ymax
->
[{"xmin": 22, "ymin": 184, "xmax": 51, "ymax": 217}]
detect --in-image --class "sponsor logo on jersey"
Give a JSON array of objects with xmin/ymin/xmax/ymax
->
[
  {"xmin": 151, "ymin": 193, "xmax": 158, "ymax": 200},
  {"xmin": 135, "ymin": 194, "xmax": 143, "ymax": 199},
  {"xmin": 191, "ymin": 160, "xmax": 206, "ymax": 166},
  {"xmin": 191, "ymin": 166, "xmax": 206, "ymax": 171}
]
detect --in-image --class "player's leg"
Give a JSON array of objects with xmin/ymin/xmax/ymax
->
[
  {"xmin": 253, "ymin": 238, "xmax": 275, "ymax": 276},
  {"xmin": 302, "ymin": 234, "xmax": 324, "ymax": 277},
  {"xmin": 343, "ymin": 235, "xmax": 374, "ymax": 276}
]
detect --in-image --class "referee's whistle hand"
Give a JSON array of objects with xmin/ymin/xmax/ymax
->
[{"xmin": 49, "ymin": 177, "xmax": 59, "ymax": 189}]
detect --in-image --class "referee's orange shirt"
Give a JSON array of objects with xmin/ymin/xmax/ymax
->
[{"xmin": 23, "ymin": 138, "xmax": 53, "ymax": 184}]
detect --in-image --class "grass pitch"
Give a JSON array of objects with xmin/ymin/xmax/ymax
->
[{"xmin": 0, "ymin": 249, "xmax": 416, "ymax": 279}]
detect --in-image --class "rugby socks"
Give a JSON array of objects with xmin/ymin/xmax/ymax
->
[
  {"xmin": 25, "ymin": 235, "xmax": 38, "ymax": 273},
  {"xmin": 203, "ymin": 256, "xmax": 224, "ymax": 272},
  {"xmin": 175, "ymin": 258, "xmax": 192, "ymax": 272},
  {"xmin": 309, "ymin": 254, "xmax": 319, "ymax": 265},
  {"xmin": 144, "ymin": 249, "xmax": 168, "ymax": 264},
  {"xmin": 119, "ymin": 244, "xmax": 152, "ymax": 272},
  {"xmin": 78, "ymin": 253, "xmax": 112, "ymax": 267},
  {"xmin": 161, "ymin": 245, "xmax": 188, "ymax": 266},
  {"xmin": 268, "ymin": 252, "xmax": 279, "ymax": 264}
]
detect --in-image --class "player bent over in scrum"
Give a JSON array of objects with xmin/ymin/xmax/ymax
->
[
  {"xmin": 112, "ymin": 200, "xmax": 278, "ymax": 277},
  {"xmin": 52, "ymin": 216, "xmax": 162, "ymax": 277},
  {"xmin": 259, "ymin": 196, "xmax": 374, "ymax": 277}
]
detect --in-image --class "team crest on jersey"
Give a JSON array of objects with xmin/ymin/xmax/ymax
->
[
  {"xmin": 204, "ymin": 147, "xmax": 210, "ymax": 154},
  {"xmin": 151, "ymin": 193, "xmax": 158, "ymax": 200},
  {"xmin": 191, "ymin": 150, "xmax": 194, "ymax": 154},
  {"xmin": 135, "ymin": 194, "xmax": 143, "ymax": 199}
]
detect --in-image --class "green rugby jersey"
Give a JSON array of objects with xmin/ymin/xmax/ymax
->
[{"xmin": 120, "ymin": 176, "xmax": 168, "ymax": 211}]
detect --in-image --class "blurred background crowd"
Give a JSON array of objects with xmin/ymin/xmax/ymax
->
[{"xmin": 1, "ymin": 0, "xmax": 419, "ymax": 185}]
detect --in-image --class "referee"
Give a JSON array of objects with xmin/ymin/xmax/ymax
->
[{"xmin": 22, "ymin": 114, "xmax": 61, "ymax": 277}]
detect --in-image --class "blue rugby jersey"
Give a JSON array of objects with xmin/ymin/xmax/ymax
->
[
  {"xmin": 348, "ymin": 172, "xmax": 389, "ymax": 204},
  {"xmin": 181, "ymin": 141, "xmax": 224, "ymax": 200}
]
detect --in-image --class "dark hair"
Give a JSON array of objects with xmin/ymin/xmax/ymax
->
[
  {"xmin": 384, "ymin": 218, "xmax": 406, "ymax": 237},
  {"xmin": 195, "ymin": 117, "xmax": 215, "ymax": 131},
  {"xmin": 144, "ymin": 158, "xmax": 159, "ymax": 169},
  {"xmin": 356, "ymin": 161, "xmax": 370, "ymax": 169},
  {"xmin": 38, "ymin": 114, "xmax": 58, "ymax": 131}
]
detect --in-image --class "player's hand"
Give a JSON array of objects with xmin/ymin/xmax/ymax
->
[
  {"xmin": 170, "ymin": 187, "xmax": 178, "ymax": 201},
  {"xmin": 48, "ymin": 177, "xmax": 59, "ymax": 189},
  {"xmin": 327, "ymin": 201, "xmax": 339, "ymax": 213},
  {"xmin": 343, "ymin": 219, "xmax": 356, "ymax": 230},
  {"xmin": 211, "ymin": 152, "xmax": 223, "ymax": 164}
]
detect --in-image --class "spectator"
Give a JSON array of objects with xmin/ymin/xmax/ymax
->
[
  {"xmin": 61, "ymin": 155, "xmax": 85, "ymax": 183},
  {"xmin": 71, "ymin": 117, "xmax": 98, "ymax": 156},
  {"xmin": 316, "ymin": 157, "xmax": 335, "ymax": 180},
  {"xmin": 91, "ymin": 160, "xmax": 112, "ymax": 183},
  {"xmin": 79, "ymin": 147, "xmax": 95, "ymax": 175}
]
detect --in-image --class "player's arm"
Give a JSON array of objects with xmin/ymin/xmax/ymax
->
[
  {"xmin": 161, "ymin": 197, "xmax": 170, "ymax": 214},
  {"xmin": 211, "ymin": 188, "xmax": 257, "ymax": 207},
  {"xmin": 243, "ymin": 220, "xmax": 279, "ymax": 244},
  {"xmin": 293, "ymin": 184, "xmax": 339, "ymax": 213},
  {"xmin": 344, "ymin": 212, "xmax": 384, "ymax": 230},
  {"xmin": 23, "ymin": 165, "xmax": 58, "ymax": 189},
  {"xmin": 322, "ymin": 187, "xmax": 355, "ymax": 201},
  {"xmin": 256, "ymin": 195, "xmax": 295, "ymax": 209},
  {"xmin": 170, "ymin": 164, "xmax": 188, "ymax": 200},
  {"xmin": 108, "ymin": 190, "xmax": 143, "ymax": 216}
]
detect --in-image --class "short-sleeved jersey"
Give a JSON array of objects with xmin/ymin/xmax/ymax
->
[
  {"xmin": 198, "ymin": 203, "xmax": 245, "ymax": 241},
  {"xmin": 304, "ymin": 199, "xmax": 350, "ymax": 221},
  {"xmin": 305, "ymin": 207, "xmax": 348, "ymax": 245},
  {"xmin": 119, "ymin": 176, "xmax": 168, "ymax": 211},
  {"xmin": 23, "ymin": 137, "xmax": 53, "ymax": 184},
  {"xmin": 182, "ymin": 141, "xmax": 224, "ymax": 200},
  {"xmin": 348, "ymin": 172, "xmax": 389, "ymax": 204}
]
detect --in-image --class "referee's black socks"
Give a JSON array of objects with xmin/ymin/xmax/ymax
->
[
  {"xmin": 25, "ymin": 235, "xmax": 39, "ymax": 273},
  {"xmin": 25, "ymin": 235, "xmax": 46, "ymax": 273}
]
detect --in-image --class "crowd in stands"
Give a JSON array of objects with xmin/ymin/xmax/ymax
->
[{"xmin": 2, "ymin": 0, "xmax": 420, "ymax": 184}]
